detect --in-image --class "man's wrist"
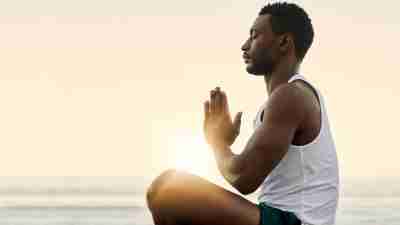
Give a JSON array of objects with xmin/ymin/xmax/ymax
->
[
  {"xmin": 211, "ymin": 143, "xmax": 239, "ymax": 185},
  {"xmin": 211, "ymin": 141, "xmax": 229, "ymax": 152},
  {"xmin": 212, "ymin": 142, "xmax": 232, "ymax": 160}
]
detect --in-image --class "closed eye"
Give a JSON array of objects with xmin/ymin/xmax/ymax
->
[
  {"xmin": 249, "ymin": 34, "xmax": 258, "ymax": 42},
  {"xmin": 250, "ymin": 29, "xmax": 258, "ymax": 40}
]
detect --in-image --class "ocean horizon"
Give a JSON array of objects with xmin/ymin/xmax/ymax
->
[{"xmin": 0, "ymin": 176, "xmax": 399, "ymax": 225}]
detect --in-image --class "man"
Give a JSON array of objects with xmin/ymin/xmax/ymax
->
[{"xmin": 146, "ymin": 2, "xmax": 339, "ymax": 225}]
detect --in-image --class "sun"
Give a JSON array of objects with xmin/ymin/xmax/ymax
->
[{"xmin": 166, "ymin": 133, "xmax": 216, "ymax": 178}]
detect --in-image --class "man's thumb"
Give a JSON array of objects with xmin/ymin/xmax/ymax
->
[{"xmin": 233, "ymin": 112, "xmax": 243, "ymax": 133}]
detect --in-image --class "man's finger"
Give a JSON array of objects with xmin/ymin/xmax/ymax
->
[
  {"xmin": 210, "ymin": 89, "xmax": 216, "ymax": 114},
  {"xmin": 233, "ymin": 111, "xmax": 243, "ymax": 134},
  {"xmin": 204, "ymin": 100, "xmax": 210, "ymax": 121},
  {"xmin": 221, "ymin": 91, "xmax": 230, "ymax": 114},
  {"xmin": 215, "ymin": 88, "xmax": 222, "ymax": 114}
]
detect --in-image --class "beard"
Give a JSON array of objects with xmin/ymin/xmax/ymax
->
[
  {"xmin": 246, "ymin": 60, "xmax": 274, "ymax": 75},
  {"xmin": 245, "ymin": 48, "xmax": 276, "ymax": 76}
]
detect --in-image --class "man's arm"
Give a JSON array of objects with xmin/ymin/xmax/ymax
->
[{"xmin": 207, "ymin": 84, "xmax": 307, "ymax": 195}]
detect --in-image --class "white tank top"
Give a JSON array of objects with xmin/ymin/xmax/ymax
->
[{"xmin": 254, "ymin": 74, "xmax": 339, "ymax": 225}]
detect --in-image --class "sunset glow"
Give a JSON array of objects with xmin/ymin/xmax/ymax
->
[{"xmin": 167, "ymin": 134, "xmax": 215, "ymax": 178}]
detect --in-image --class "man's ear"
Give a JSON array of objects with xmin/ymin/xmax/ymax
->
[{"xmin": 279, "ymin": 34, "xmax": 293, "ymax": 52}]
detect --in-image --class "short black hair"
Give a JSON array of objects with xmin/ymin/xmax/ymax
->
[{"xmin": 259, "ymin": 2, "xmax": 314, "ymax": 60}]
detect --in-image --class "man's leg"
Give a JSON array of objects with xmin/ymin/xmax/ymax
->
[{"xmin": 147, "ymin": 169, "xmax": 260, "ymax": 225}]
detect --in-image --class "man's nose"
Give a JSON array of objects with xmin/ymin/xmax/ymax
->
[{"xmin": 241, "ymin": 38, "xmax": 250, "ymax": 51}]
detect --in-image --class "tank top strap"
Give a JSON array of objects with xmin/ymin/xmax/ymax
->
[
  {"xmin": 288, "ymin": 73, "xmax": 305, "ymax": 83},
  {"xmin": 286, "ymin": 73, "xmax": 327, "ymax": 149},
  {"xmin": 287, "ymin": 73, "xmax": 325, "ymax": 111}
]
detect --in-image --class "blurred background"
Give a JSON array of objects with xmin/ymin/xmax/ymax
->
[{"xmin": 0, "ymin": 0, "xmax": 399, "ymax": 224}]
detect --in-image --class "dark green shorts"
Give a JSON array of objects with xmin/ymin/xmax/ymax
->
[{"xmin": 257, "ymin": 202, "xmax": 302, "ymax": 225}]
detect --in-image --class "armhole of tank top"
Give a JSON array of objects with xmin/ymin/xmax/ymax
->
[
  {"xmin": 255, "ymin": 101, "xmax": 267, "ymax": 128},
  {"xmin": 288, "ymin": 76, "xmax": 324, "ymax": 150}
]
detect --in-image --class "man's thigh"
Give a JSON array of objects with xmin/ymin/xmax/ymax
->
[{"xmin": 147, "ymin": 169, "xmax": 260, "ymax": 225}]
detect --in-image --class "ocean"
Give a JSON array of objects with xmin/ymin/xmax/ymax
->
[
  {"xmin": 0, "ymin": 177, "xmax": 399, "ymax": 225},
  {"xmin": 0, "ymin": 206, "xmax": 152, "ymax": 225}
]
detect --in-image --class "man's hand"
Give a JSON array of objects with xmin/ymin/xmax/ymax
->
[{"xmin": 203, "ymin": 87, "xmax": 243, "ymax": 150}]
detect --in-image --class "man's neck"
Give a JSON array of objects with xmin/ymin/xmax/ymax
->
[{"xmin": 264, "ymin": 61, "xmax": 299, "ymax": 96}]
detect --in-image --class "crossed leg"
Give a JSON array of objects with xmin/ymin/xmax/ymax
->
[{"xmin": 146, "ymin": 169, "xmax": 260, "ymax": 225}]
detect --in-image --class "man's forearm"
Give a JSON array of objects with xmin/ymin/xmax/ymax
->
[{"xmin": 211, "ymin": 145, "xmax": 242, "ymax": 188}]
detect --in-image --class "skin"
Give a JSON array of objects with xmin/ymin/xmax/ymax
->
[{"xmin": 146, "ymin": 14, "xmax": 321, "ymax": 225}]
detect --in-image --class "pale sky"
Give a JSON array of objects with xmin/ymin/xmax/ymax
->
[{"xmin": 0, "ymin": 0, "xmax": 399, "ymax": 181}]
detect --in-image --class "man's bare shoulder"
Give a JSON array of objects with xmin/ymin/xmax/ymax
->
[
  {"xmin": 265, "ymin": 82, "xmax": 311, "ymax": 124},
  {"xmin": 268, "ymin": 80, "xmax": 321, "ymax": 145}
]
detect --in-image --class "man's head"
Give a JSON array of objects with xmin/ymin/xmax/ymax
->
[{"xmin": 241, "ymin": 2, "xmax": 314, "ymax": 75}]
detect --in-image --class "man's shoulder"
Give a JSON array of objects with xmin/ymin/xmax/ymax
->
[
  {"xmin": 291, "ymin": 79, "xmax": 320, "ymax": 104},
  {"xmin": 269, "ymin": 82, "xmax": 311, "ymax": 109},
  {"xmin": 265, "ymin": 83, "xmax": 309, "ymax": 124}
]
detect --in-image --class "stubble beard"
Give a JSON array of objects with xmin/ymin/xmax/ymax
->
[
  {"xmin": 246, "ymin": 47, "xmax": 275, "ymax": 76},
  {"xmin": 246, "ymin": 59, "xmax": 274, "ymax": 76}
]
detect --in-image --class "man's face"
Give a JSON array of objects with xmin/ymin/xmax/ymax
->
[{"xmin": 241, "ymin": 15, "xmax": 280, "ymax": 75}]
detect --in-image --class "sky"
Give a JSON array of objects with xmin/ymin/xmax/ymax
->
[{"xmin": 0, "ymin": 0, "xmax": 399, "ymax": 183}]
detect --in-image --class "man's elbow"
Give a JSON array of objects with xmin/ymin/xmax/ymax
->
[
  {"xmin": 237, "ymin": 186, "xmax": 256, "ymax": 195},
  {"xmin": 233, "ymin": 179, "xmax": 258, "ymax": 195}
]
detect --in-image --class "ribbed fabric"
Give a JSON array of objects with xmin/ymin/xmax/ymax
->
[{"xmin": 254, "ymin": 74, "xmax": 339, "ymax": 225}]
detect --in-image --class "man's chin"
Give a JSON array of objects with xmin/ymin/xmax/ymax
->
[{"xmin": 246, "ymin": 65, "xmax": 266, "ymax": 76}]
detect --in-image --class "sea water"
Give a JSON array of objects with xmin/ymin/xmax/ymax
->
[
  {"xmin": 0, "ymin": 206, "xmax": 152, "ymax": 225},
  {"xmin": 0, "ymin": 194, "xmax": 153, "ymax": 225},
  {"xmin": 1, "ymin": 177, "xmax": 399, "ymax": 225},
  {"xmin": 2, "ymin": 196, "xmax": 400, "ymax": 225}
]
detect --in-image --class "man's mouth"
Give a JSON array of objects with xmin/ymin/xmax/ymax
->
[{"xmin": 243, "ymin": 53, "xmax": 251, "ymax": 63}]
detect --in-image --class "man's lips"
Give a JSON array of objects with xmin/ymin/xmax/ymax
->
[
  {"xmin": 243, "ymin": 55, "xmax": 251, "ymax": 63},
  {"xmin": 243, "ymin": 53, "xmax": 251, "ymax": 63}
]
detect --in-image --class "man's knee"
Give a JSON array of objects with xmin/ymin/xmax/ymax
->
[{"xmin": 146, "ymin": 169, "xmax": 179, "ymax": 210}]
